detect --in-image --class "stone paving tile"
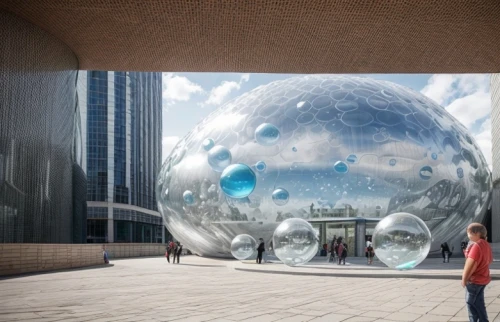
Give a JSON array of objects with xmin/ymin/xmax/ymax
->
[
  {"xmin": 1, "ymin": 256, "xmax": 500, "ymax": 322},
  {"xmin": 343, "ymin": 317, "xmax": 377, "ymax": 322}
]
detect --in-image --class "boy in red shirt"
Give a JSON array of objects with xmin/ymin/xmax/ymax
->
[{"xmin": 462, "ymin": 223, "xmax": 493, "ymax": 322}]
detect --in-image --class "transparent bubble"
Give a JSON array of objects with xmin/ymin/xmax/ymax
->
[
  {"xmin": 457, "ymin": 167, "xmax": 464, "ymax": 179},
  {"xmin": 431, "ymin": 152, "xmax": 438, "ymax": 160},
  {"xmin": 372, "ymin": 212, "xmax": 431, "ymax": 270},
  {"xmin": 255, "ymin": 161, "xmax": 266, "ymax": 172},
  {"xmin": 220, "ymin": 164, "xmax": 256, "ymax": 198},
  {"xmin": 292, "ymin": 147, "xmax": 297, "ymax": 152},
  {"xmin": 231, "ymin": 234, "xmax": 257, "ymax": 260},
  {"xmin": 419, "ymin": 166, "xmax": 433, "ymax": 180},
  {"xmin": 183, "ymin": 190, "xmax": 194, "ymax": 205},
  {"xmin": 346, "ymin": 154, "xmax": 358, "ymax": 163},
  {"xmin": 207, "ymin": 145, "xmax": 232, "ymax": 172},
  {"xmin": 273, "ymin": 218, "xmax": 319, "ymax": 267},
  {"xmin": 389, "ymin": 159, "xmax": 397, "ymax": 166},
  {"xmin": 255, "ymin": 123, "xmax": 280, "ymax": 146},
  {"xmin": 333, "ymin": 161, "xmax": 349, "ymax": 173},
  {"xmin": 272, "ymin": 188, "xmax": 289, "ymax": 206},
  {"xmin": 202, "ymin": 138, "xmax": 215, "ymax": 151}
]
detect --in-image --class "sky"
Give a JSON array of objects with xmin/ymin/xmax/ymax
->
[{"xmin": 161, "ymin": 73, "xmax": 492, "ymax": 168}]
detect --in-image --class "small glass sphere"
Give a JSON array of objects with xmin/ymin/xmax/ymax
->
[
  {"xmin": 389, "ymin": 159, "xmax": 397, "ymax": 166},
  {"xmin": 273, "ymin": 218, "xmax": 319, "ymax": 267},
  {"xmin": 202, "ymin": 138, "xmax": 215, "ymax": 151},
  {"xmin": 431, "ymin": 152, "xmax": 438, "ymax": 160},
  {"xmin": 346, "ymin": 154, "xmax": 358, "ymax": 163},
  {"xmin": 255, "ymin": 123, "xmax": 280, "ymax": 146},
  {"xmin": 419, "ymin": 166, "xmax": 433, "ymax": 180},
  {"xmin": 457, "ymin": 167, "xmax": 464, "ymax": 179},
  {"xmin": 231, "ymin": 234, "xmax": 257, "ymax": 260},
  {"xmin": 255, "ymin": 161, "xmax": 266, "ymax": 172},
  {"xmin": 272, "ymin": 188, "xmax": 289, "ymax": 206},
  {"xmin": 183, "ymin": 190, "xmax": 194, "ymax": 205},
  {"xmin": 220, "ymin": 164, "xmax": 256, "ymax": 198},
  {"xmin": 372, "ymin": 212, "xmax": 431, "ymax": 270},
  {"xmin": 292, "ymin": 147, "xmax": 297, "ymax": 152},
  {"xmin": 207, "ymin": 145, "xmax": 232, "ymax": 172},
  {"xmin": 333, "ymin": 161, "xmax": 349, "ymax": 173}
]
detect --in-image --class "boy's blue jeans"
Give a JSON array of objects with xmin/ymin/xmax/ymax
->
[{"xmin": 465, "ymin": 283, "xmax": 488, "ymax": 322}]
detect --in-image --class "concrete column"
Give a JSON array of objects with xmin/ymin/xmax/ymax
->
[
  {"xmin": 355, "ymin": 219, "xmax": 366, "ymax": 257},
  {"xmin": 107, "ymin": 206, "xmax": 114, "ymax": 243}
]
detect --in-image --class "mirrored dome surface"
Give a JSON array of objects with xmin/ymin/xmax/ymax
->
[{"xmin": 157, "ymin": 76, "xmax": 491, "ymax": 257}]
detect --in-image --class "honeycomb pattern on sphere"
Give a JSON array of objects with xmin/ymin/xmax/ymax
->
[
  {"xmin": 0, "ymin": 11, "xmax": 79, "ymax": 243},
  {"xmin": 157, "ymin": 75, "xmax": 491, "ymax": 257}
]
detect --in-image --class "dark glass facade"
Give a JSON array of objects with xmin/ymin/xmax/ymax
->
[
  {"xmin": 79, "ymin": 71, "xmax": 164, "ymax": 244},
  {"xmin": 491, "ymin": 74, "xmax": 500, "ymax": 242},
  {"xmin": 0, "ymin": 11, "xmax": 85, "ymax": 244}
]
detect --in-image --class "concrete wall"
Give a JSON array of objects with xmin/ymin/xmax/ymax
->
[{"xmin": 0, "ymin": 243, "xmax": 167, "ymax": 277}]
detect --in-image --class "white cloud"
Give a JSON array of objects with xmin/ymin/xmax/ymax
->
[
  {"xmin": 421, "ymin": 74, "xmax": 492, "ymax": 167},
  {"xmin": 162, "ymin": 136, "xmax": 180, "ymax": 161},
  {"xmin": 162, "ymin": 73, "xmax": 204, "ymax": 105},
  {"xmin": 203, "ymin": 74, "xmax": 250, "ymax": 106}
]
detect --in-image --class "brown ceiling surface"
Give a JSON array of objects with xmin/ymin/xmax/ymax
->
[{"xmin": 1, "ymin": 0, "xmax": 500, "ymax": 73}]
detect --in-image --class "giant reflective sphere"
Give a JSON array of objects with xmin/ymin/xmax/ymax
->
[
  {"xmin": 157, "ymin": 76, "xmax": 491, "ymax": 257},
  {"xmin": 273, "ymin": 218, "xmax": 319, "ymax": 267},
  {"xmin": 230, "ymin": 234, "xmax": 257, "ymax": 260},
  {"xmin": 372, "ymin": 212, "xmax": 431, "ymax": 270}
]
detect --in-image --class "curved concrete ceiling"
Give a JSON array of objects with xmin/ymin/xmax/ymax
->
[{"xmin": 1, "ymin": 0, "xmax": 499, "ymax": 73}]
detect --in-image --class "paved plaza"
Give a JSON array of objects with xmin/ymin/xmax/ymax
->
[{"xmin": 1, "ymin": 256, "xmax": 500, "ymax": 322}]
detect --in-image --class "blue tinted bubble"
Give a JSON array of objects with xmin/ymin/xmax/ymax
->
[
  {"xmin": 292, "ymin": 147, "xmax": 297, "ymax": 152},
  {"xmin": 431, "ymin": 152, "xmax": 438, "ymax": 160},
  {"xmin": 183, "ymin": 190, "xmax": 194, "ymax": 205},
  {"xmin": 255, "ymin": 161, "xmax": 266, "ymax": 172},
  {"xmin": 419, "ymin": 166, "xmax": 433, "ymax": 180},
  {"xmin": 220, "ymin": 164, "xmax": 256, "ymax": 198},
  {"xmin": 272, "ymin": 188, "xmax": 289, "ymax": 206},
  {"xmin": 389, "ymin": 159, "xmax": 397, "ymax": 166},
  {"xmin": 346, "ymin": 154, "xmax": 357, "ymax": 163},
  {"xmin": 207, "ymin": 145, "xmax": 232, "ymax": 172},
  {"xmin": 457, "ymin": 167, "xmax": 464, "ymax": 179},
  {"xmin": 202, "ymin": 138, "xmax": 215, "ymax": 151},
  {"xmin": 255, "ymin": 123, "xmax": 280, "ymax": 146},
  {"xmin": 333, "ymin": 161, "xmax": 349, "ymax": 174}
]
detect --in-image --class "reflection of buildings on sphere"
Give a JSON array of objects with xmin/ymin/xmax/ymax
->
[{"xmin": 157, "ymin": 75, "xmax": 491, "ymax": 257}]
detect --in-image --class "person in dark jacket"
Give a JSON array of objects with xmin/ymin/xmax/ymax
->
[
  {"xmin": 256, "ymin": 238, "xmax": 265, "ymax": 264},
  {"xmin": 441, "ymin": 242, "xmax": 451, "ymax": 263},
  {"xmin": 174, "ymin": 241, "xmax": 183, "ymax": 264}
]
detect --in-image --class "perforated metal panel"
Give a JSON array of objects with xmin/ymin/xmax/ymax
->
[
  {"xmin": 1, "ymin": 1, "xmax": 499, "ymax": 73},
  {"xmin": 0, "ymin": 11, "xmax": 79, "ymax": 243}
]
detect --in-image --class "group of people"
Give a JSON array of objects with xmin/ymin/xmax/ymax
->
[
  {"xmin": 165, "ymin": 241, "xmax": 183, "ymax": 264},
  {"xmin": 327, "ymin": 236, "xmax": 349, "ymax": 265}
]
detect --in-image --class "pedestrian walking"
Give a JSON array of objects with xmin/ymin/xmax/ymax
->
[
  {"xmin": 173, "ymin": 241, "xmax": 183, "ymax": 264},
  {"xmin": 441, "ymin": 242, "xmax": 451, "ymax": 263},
  {"xmin": 366, "ymin": 244, "xmax": 375, "ymax": 265},
  {"xmin": 256, "ymin": 238, "xmax": 265, "ymax": 264},
  {"xmin": 462, "ymin": 223, "xmax": 493, "ymax": 322}
]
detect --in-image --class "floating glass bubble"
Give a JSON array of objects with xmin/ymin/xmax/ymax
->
[
  {"xmin": 372, "ymin": 212, "xmax": 431, "ymax": 270},
  {"xmin": 431, "ymin": 152, "xmax": 438, "ymax": 160},
  {"xmin": 292, "ymin": 147, "xmax": 297, "ymax": 152},
  {"xmin": 255, "ymin": 123, "xmax": 280, "ymax": 146},
  {"xmin": 419, "ymin": 166, "xmax": 433, "ymax": 180},
  {"xmin": 273, "ymin": 218, "xmax": 319, "ymax": 267},
  {"xmin": 255, "ymin": 161, "xmax": 266, "ymax": 172},
  {"xmin": 346, "ymin": 154, "xmax": 358, "ymax": 163},
  {"xmin": 202, "ymin": 138, "xmax": 215, "ymax": 151},
  {"xmin": 230, "ymin": 234, "xmax": 257, "ymax": 260},
  {"xmin": 220, "ymin": 164, "xmax": 256, "ymax": 198},
  {"xmin": 333, "ymin": 161, "xmax": 349, "ymax": 173},
  {"xmin": 207, "ymin": 145, "xmax": 232, "ymax": 172},
  {"xmin": 183, "ymin": 190, "xmax": 194, "ymax": 205},
  {"xmin": 157, "ymin": 75, "xmax": 491, "ymax": 258},
  {"xmin": 272, "ymin": 188, "xmax": 289, "ymax": 206}
]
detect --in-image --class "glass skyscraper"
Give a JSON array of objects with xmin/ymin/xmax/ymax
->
[{"xmin": 77, "ymin": 71, "xmax": 165, "ymax": 243}]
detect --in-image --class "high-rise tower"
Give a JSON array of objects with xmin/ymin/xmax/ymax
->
[{"xmin": 78, "ymin": 71, "xmax": 164, "ymax": 243}]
